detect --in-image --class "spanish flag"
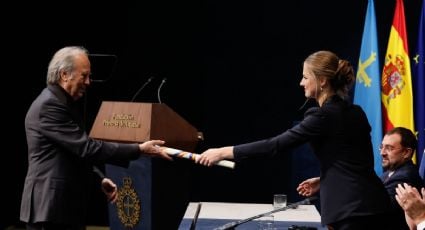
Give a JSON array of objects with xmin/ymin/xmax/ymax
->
[{"xmin": 381, "ymin": 0, "xmax": 415, "ymax": 161}]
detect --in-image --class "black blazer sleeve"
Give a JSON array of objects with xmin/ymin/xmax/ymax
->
[
  {"xmin": 39, "ymin": 97, "xmax": 140, "ymax": 164},
  {"xmin": 234, "ymin": 107, "xmax": 324, "ymax": 161}
]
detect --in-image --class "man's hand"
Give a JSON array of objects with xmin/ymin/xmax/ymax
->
[
  {"xmin": 139, "ymin": 140, "xmax": 172, "ymax": 161},
  {"xmin": 101, "ymin": 178, "xmax": 118, "ymax": 204}
]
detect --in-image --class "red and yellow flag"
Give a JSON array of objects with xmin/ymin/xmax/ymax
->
[{"xmin": 381, "ymin": 0, "xmax": 415, "ymax": 162}]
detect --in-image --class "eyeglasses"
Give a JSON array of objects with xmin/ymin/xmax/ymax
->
[{"xmin": 379, "ymin": 145, "xmax": 403, "ymax": 153}]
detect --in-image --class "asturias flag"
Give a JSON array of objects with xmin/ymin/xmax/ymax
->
[
  {"xmin": 354, "ymin": 0, "xmax": 383, "ymax": 176},
  {"xmin": 413, "ymin": 0, "xmax": 425, "ymax": 180},
  {"xmin": 381, "ymin": 0, "xmax": 416, "ymax": 162}
]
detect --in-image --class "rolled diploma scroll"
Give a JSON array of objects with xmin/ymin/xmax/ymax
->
[{"xmin": 160, "ymin": 147, "xmax": 235, "ymax": 169}]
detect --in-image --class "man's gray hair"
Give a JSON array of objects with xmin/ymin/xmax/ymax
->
[{"xmin": 46, "ymin": 46, "xmax": 88, "ymax": 85}]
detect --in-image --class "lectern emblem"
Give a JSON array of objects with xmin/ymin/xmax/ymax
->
[{"xmin": 117, "ymin": 177, "xmax": 141, "ymax": 228}]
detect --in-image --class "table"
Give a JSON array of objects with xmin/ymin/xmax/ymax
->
[{"xmin": 178, "ymin": 202, "xmax": 326, "ymax": 230}]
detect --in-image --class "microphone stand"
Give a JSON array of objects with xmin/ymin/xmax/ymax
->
[
  {"xmin": 130, "ymin": 76, "xmax": 154, "ymax": 102},
  {"xmin": 213, "ymin": 196, "xmax": 318, "ymax": 230}
]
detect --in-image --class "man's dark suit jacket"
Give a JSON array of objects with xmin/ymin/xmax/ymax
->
[
  {"xmin": 382, "ymin": 160, "xmax": 425, "ymax": 230},
  {"xmin": 234, "ymin": 95, "xmax": 392, "ymax": 225},
  {"xmin": 20, "ymin": 85, "xmax": 141, "ymax": 225}
]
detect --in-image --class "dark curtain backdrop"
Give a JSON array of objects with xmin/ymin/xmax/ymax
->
[{"xmin": 3, "ymin": 0, "xmax": 422, "ymax": 228}]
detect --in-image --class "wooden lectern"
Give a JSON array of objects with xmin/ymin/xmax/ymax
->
[{"xmin": 89, "ymin": 101, "xmax": 200, "ymax": 230}]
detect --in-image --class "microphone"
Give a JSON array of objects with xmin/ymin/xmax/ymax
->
[
  {"xmin": 157, "ymin": 78, "xmax": 167, "ymax": 103},
  {"xmin": 214, "ymin": 196, "xmax": 318, "ymax": 230},
  {"xmin": 130, "ymin": 76, "xmax": 155, "ymax": 102}
]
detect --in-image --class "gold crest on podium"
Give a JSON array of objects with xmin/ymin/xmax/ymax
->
[{"xmin": 116, "ymin": 177, "xmax": 141, "ymax": 228}]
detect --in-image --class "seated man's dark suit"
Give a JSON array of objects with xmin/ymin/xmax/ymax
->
[{"xmin": 381, "ymin": 160, "xmax": 425, "ymax": 230}]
